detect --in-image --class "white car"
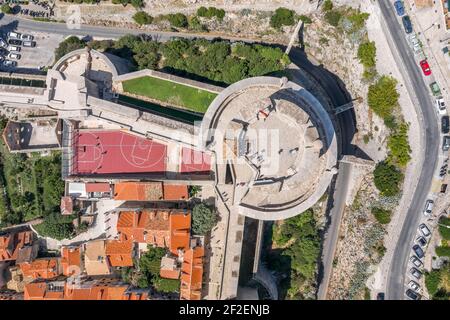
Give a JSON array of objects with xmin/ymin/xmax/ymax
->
[
  {"xmin": 22, "ymin": 41, "xmax": 36, "ymax": 48},
  {"xmin": 423, "ymin": 199, "xmax": 434, "ymax": 216},
  {"xmin": 408, "ymin": 280, "xmax": 420, "ymax": 292},
  {"xmin": 20, "ymin": 34, "xmax": 34, "ymax": 41},
  {"xmin": 7, "ymin": 32, "xmax": 22, "ymax": 40},
  {"xmin": 7, "ymin": 45, "xmax": 20, "ymax": 52},
  {"xmin": 7, "ymin": 52, "xmax": 21, "ymax": 60},
  {"xmin": 418, "ymin": 224, "xmax": 431, "ymax": 237},
  {"xmin": 409, "ymin": 256, "xmax": 423, "ymax": 268},
  {"xmin": 436, "ymin": 97, "xmax": 446, "ymax": 115}
]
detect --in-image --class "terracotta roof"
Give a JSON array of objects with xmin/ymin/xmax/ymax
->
[
  {"xmin": 61, "ymin": 247, "xmax": 82, "ymax": 276},
  {"xmin": 83, "ymin": 240, "xmax": 111, "ymax": 276},
  {"xmin": 19, "ymin": 258, "xmax": 62, "ymax": 280},
  {"xmin": 60, "ymin": 196, "xmax": 73, "ymax": 215},
  {"xmin": 0, "ymin": 231, "xmax": 34, "ymax": 262},
  {"xmin": 85, "ymin": 183, "xmax": 111, "ymax": 193},
  {"xmin": 24, "ymin": 281, "xmax": 65, "ymax": 300},
  {"xmin": 114, "ymin": 182, "xmax": 163, "ymax": 201},
  {"xmin": 162, "ymin": 184, "xmax": 189, "ymax": 201},
  {"xmin": 180, "ymin": 246, "xmax": 204, "ymax": 300},
  {"xmin": 117, "ymin": 210, "xmax": 191, "ymax": 255},
  {"xmin": 105, "ymin": 240, "xmax": 134, "ymax": 267}
]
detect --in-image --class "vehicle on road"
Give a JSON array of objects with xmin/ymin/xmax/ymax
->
[
  {"xmin": 409, "ymin": 255, "xmax": 423, "ymax": 268},
  {"xmin": 443, "ymin": 136, "xmax": 450, "ymax": 152},
  {"xmin": 423, "ymin": 199, "xmax": 434, "ymax": 216},
  {"xmin": 7, "ymin": 45, "xmax": 21, "ymax": 53},
  {"xmin": 416, "ymin": 236, "xmax": 427, "ymax": 247},
  {"xmin": 408, "ymin": 280, "xmax": 420, "ymax": 292},
  {"xmin": 20, "ymin": 34, "xmax": 34, "ymax": 41},
  {"xmin": 402, "ymin": 15, "xmax": 413, "ymax": 34},
  {"xmin": 394, "ymin": 0, "xmax": 405, "ymax": 16},
  {"xmin": 405, "ymin": 289, "xmax": 421, "ymax": 300},
  {"xmin": 412, "ymin": 244, "xmax": 424, "ymax": 259},
  {"xmin": 8, "ymin": 39, "xmax": 22, "ymax": 46},
  {"xmin": 7, "ymin": 32, "xmax": 22, "ymax": 40},
  {"xmin": 430, "ymin": 82, "xmax": 442, "ymax": 96},
  {"xmin": 22, "ymin": 41, "xmax": 36, "ymax": 48},
  {"xmin": 442, "ymin": 116, "xmax": 449, "ymax": 133},
  {"xmin": 418, "ymin": 224, "xmax": 431, "ymax": 237},
  {"xmin": 436, "ymin": 97, "xmax": 446, "ymax": 115},
  {"xmin": 2, "ymin": 60, "xmax": 17, "ymax": 68},
  {"xmin": 376, "ymin": 292, "xmax": 385, "ymax": 300},
  {"xmin": 410, "ymin": 267, "xmax": 423, "ymax": 279},
  {"xmin": 419, "ymin": 60, "xmax": 431, "ymax": 76},
  {"xmin": 7, "ymin": 52, "xmax": 21, "ymax": 60}
]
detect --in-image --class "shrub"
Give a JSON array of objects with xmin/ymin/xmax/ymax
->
[
  {"xmin": 358, "ymin": 41, "xmax": 376, "ymax": 68},
  {"xmin": 425, "ymin": 269, "xmax": 442, "ymax": 296},
  {"xmin": 192, "ymin": 203, "xmax": 218, "ymax": 235},
  {"xmin": 373, "ymin": 161, "xmax": 403, "ymax": 197},
  {"xmin": 438, "ymin": 217, "xmax": 450, "ymax": 240},
  {"xmin": 54, "ymin": 36, "xmax": 86, "ymax": 62},
  {"xmin": 133, "ymin": 11, "xmax": 153, "ymax": 25},
  {"xmin": 368, "ymin": 76, "xmax": 399, "ymax": 120},
  {"xmin": 130, "ymin": 0, "xmax": 143, "ymax": 9},
  {"xmin": 197, "ymin": 6, "xmax": 208, "ymax": 17},
  {"xmin": 387, "ymin": 123, "xmax": 411, "ymax": 167},
  {"xmin": 299, "ymin": 15, "xmax": 312, "ymax": 24},
  {"xmin": 436, "ymin": 246, "xmax": 450, "ymax": 257},
  {"xmin": 324, "ymin": 10, "xmax": 342, "ymax": 27},
  {"xmin": 371, "ymin": 207, "xmax": 392, "ymax": 224},
  {"xmin": 1, "ymin": 4, "xmax": 12, "ymax": 14},
  {"xmin": 198, "ymin": 7, "xmax": 226, "ymax": 21},
  {"xmin": 322, "ymin": 0, "xmax": 333, "ymax": 12},
  {"xmin": 167, "ymin": 13, "xmax": 188, "ymax": 28},
  {"xmin": 270, "ymin": 7, "xmax": 296, "ymax": 29}
]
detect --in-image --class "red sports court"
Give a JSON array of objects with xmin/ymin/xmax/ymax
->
[
  {"xmin": 180, "ymin": 147, "xmax": 211, "ymax": 174},
  {"xmin": 72, "ymin": 130, "xmax": 167, "ymax": 175}
]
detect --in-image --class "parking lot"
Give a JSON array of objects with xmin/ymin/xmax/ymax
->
[{"xmin": 0, "ymin": 29, "xmax": 63, "ymax": 70}]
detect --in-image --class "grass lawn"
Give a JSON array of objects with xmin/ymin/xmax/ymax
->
[{"xmin": 122, "ymin": 76, "xmax": 217, "ymax": 113}]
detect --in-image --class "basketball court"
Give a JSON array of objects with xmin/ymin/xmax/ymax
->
[
  {"xmin": 73, "ymin": 130, "xmax": 167, "ymax": 175},
  {"xmin": 180, "ymin": 147, "xmax": 211, "ymax": 174}
]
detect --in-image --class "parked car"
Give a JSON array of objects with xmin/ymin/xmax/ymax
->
[
  {"xmin": 430, "ymin": 82, "xmax": 442, "ymax": 96},
  {"xmin": 418, "ymin": 223, "xmax": 431, "ymax": 237},
  {"xmin": 7, "ymin": 45, "xmax": 21, "ymax": 52},
  {"xmin": 410, "ymin": 267, "xmax": 423, "ymax": 279},
  {"xmin": 7, "ymin": 52, "xmax": 21, "ymax": 60},
  {"xmin": 2, "ymin": 60, "xmax": 17, "ymax": 68},
  {"xmin": 402, "ymin": 15, "xmax": 413, "ymax": 34},
  {"xmin": 416, "ymin": 236, "xmax": 427, "ymax": 247},
  {"xmin": 394, "ymin": 0, "xmax": 405, "ymax": 16},
  {"xmin": 420, "ymin": 60, "xmax": 432, "ymax": 76},
  {"xmin": 0, "ymin": 48, "xmax": 8, "ymax": 56},
  {"xmin": 0, "ymin": 37, "xmax": 7, "ymax": 49},
  {"xmin": 441, "ymin": 183, "xmax": 448, "ymax": 193},
  {"xmin": 405, "ymin": 289, "xmax": 421, "ymax": 300},
  {"xmin": 408, "ymin": 280, "xmax": 421, "ymax": 292},
  {"xmin": 8, "ymin": 39, "xmax": 22, "ymax": 46},
  {"xmin": 436, "ymin": 97, "xmax": 447, "ymax": 115},
  {"xmin": 20, "ymin": 34, "xmax": 34, "ymax": 41},
  {"xmin": 412, "ymin": 244, "xmax": 425, "ymax": 259},
  {"xmin": 376, "ymin": 292, "xmax": 385, "ymax": 300},
  {"xmin": 423, "ymin": 199, "xmax": 434, "ymax": 216},
  {"xmin": 7, "ymin": 31, "xmax": 22, "ymax": 40},
  {"xmin": 442, "ymin": 116, "xmax": 449, "ymax": 133},
  {"xmin": 409, "ymin": 256, "xmax": 423, "ymax": 268},
  {"xmin": 22, "ymin": 41, "xmax": 36, "ymax": 48},
  {"xmin": 443, "ymin": 136, "xmax": 450, "ymax": 152}
]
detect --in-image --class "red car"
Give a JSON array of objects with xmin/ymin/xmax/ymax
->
[{"xmin": 420, "ymin": 60, "xmax": 432, "ymax": 76}]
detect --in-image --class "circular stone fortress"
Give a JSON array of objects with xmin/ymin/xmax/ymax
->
[{"xmin": 201, "ymin": 77, "xmax": 338, "ymax": 221}]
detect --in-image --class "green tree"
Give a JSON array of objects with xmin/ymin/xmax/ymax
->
[
  {"xmin": 197, "ymin": 6, "xmax": 208, "ymax": 17},
  {"xmin": 438, "ymin": 217, "xmax": 450, "ymax": 240},
  {"xmin": 270, "ymin": 7, "xmax": 296, "ymax": 29},
  {"xmin": 130, "ymin": 0, "xmax": 143, "ymax": 9},
  {"xmin": 324, "ymin": 10, "xmax": 342, "ymax": 27},
  {"xmin": 436, "ymin": 246, "xmax": 450, "ymax": 257},
  {"xmin": 373, "ymin": 161, "xmax": 403, "ymax": 197},
  {"xmin": 133, "ymin": 11, "xmax": 153, "ymax": 25},
  {"xmin": 322, "ymin": 0, "xmax": 333, "ymax": 12},
  {"xmin": 167, "ymin": 13, "xmax": 188, "ymax": 28},
  {"xmin": 192, "ymin": 203, "xmax": 218, "ymax": 235},
  {"xmin": 368, "ymin": 76, "xmax": 399, "ymax": 120},
  {"xmin": 54, "ymin": 36, "xmax": 86, "ymax": 62}
]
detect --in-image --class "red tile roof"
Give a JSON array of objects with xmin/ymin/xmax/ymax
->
[
  {"xmin": 19, "ymin": 258, "xmax": 62, "ymax": 280},
  {"xmin": 61, "ymin": 247, "xmax": 82, "ymax": 276},
  {"xmin": 163, "ymin": 184, "xmax": 189, "ymax": 201},
  {"xmin": 85, "ymin": 183, "xmax": 111, "ymax": 193},
  {"xmin": 105, "ymin": 240, "xmax": 134, "ymax": 267},
  {"xmin": 180, "ymin": 246, "xmax": 204, "ymax": 300},
  {"xmin": 0, "ymin": 231, "xmax": 34, "ymax": 262}
]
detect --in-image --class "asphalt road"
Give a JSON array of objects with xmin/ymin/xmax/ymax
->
[{"xmin": 378, "ymin": 0, "xmax": 440, "ymax": 300}]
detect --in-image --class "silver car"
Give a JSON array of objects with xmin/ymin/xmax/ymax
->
[
  {"xmin": 410, "ymin": 267, "xmax": 423, "ymax": 280},
  {"xmin": 20, "ymin": 34, "xmax": 34, "ymax": 41},
  {"xmin": 418, "ymin": 224, "xmax": 431, "ymax": 237},
  {"xmin": 408, "ymin": 280, "xmax": 420, "ymax": 292},
  {"xmin": 409, "ymin": 256, "xmax": 423, "ymax": 268}
]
